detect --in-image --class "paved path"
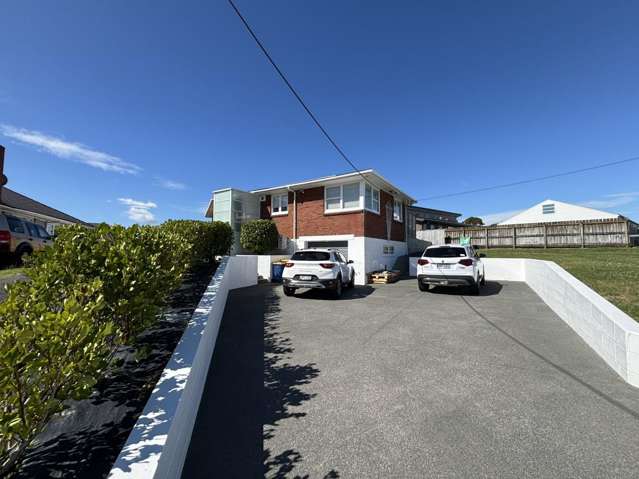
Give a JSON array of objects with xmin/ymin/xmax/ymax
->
[{"xmin": 183, "ymin": 280, "xmax": 639, "ymax": 478}]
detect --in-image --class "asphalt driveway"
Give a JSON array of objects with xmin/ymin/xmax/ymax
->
[{"xmin": 183, "ymin": 280, "xmax": 639, "ymax": 478}]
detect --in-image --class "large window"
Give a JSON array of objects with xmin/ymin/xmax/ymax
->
[
  {"xmin": 325, "ymin": 182, "xmax": 361, "ymax": 212},
  {"xmin": 393, "ymin": 199, "xmax": 402, "ymax": 222},
  {"xmin": 364, "ymin": 183, "xmax": 380, "ymax": 213},
  {"xmin": 272, "ymin": 193, "xmax": 288, "ymax": 215}
]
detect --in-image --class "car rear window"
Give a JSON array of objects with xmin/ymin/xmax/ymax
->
[
  {"xmin": 7, "ymin": 217, "xmax": 25, "ymax": 234},
  {"xmin": 425, "ymin": 247, "xmax": 466, "ymax": 258},
  {"xmin": 291, "ymin": 251, "xmax": 331, "ymax": 261}
]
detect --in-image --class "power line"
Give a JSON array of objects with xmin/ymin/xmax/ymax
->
[
  {"xmin": 227, "ymin": 0, "xmax": 373, "ymax": 187},
  {"xmin": 415, "ymin": 155, "xmax": 639, "ymax": 202}
]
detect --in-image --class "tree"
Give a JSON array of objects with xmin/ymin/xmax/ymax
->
[
  {"xmin": 240, "ymin": 219, "xmax": 279, "ymax": 254},
  {"xmin": 463, "ymin": 216, "xmax": 484, "ymax": 226}
]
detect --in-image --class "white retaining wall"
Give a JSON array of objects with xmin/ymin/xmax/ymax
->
[
  {"xmin": 109, "ymin": 255, "xmax": 258, "ymax": 479},
  {"xmin": 254, "ymin": 255, "xmax": 290, "ymax": 281},
  {"xmin": 483, "ymin": 258, "xmax": 639, "ymax": 387}
]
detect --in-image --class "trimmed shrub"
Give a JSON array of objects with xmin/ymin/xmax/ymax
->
[
  {"xmin": 0, "ymin": 279, "xmax": 114, "ymax": 476},
  {"xmin": 240, "ymin": 219, "xmax": 279, "ymax": 254},
  {"xmin": 0, "ymin": 219, "xmax": 231, "ymax": 474},
  {"xmin": 27, "ymin": 224, "xmax": 190, "ymax": 340},
  {"xmin": 160, "ymin": 220, "xmax": 233, "ymax": 266}
]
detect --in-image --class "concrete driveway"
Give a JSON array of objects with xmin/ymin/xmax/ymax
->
[{"xmin": 183, "ymin": 280, "xmax": 639, "ymax": 478}]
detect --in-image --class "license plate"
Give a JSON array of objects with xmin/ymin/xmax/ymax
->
[
  {"xmin": 299, "ymin": 275, "xmax": 313, "ymax": 281},
  {"xmin": 436, "ymin": 264, "xmax": 452, "ymax": 269}
]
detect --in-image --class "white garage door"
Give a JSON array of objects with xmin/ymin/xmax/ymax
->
[{"xmin": 306, "ymin": 240, "xmax": 349, "ymax": 261}]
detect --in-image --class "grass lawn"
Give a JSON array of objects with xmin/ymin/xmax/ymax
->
[
  {"xmin": 480, "ymin": 248, "xmax": 639, "ymax": 321},
  {"xmin": 0, "ymin": 267, "xmax": 25, "ymax": 279}
]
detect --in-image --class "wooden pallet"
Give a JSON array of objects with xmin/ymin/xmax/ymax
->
[{"xmin": 368, "ymin": 270, "xmax": 400, "ymax": 284}]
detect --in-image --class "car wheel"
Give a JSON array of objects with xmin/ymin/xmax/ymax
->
[
  {"xmin": 15, "ymin": 246, "xmax": 32, "ymax": 266},
  {"xmin": 332, "ymin": 275, "xmax": 343, "ymax": 299},
  {"xmin": 480, "ymin": 274, "xmax": 486, "ymax": 286},
  {"xmin": 469, "ymin": 282, "xmax": 480, "ymax": 296},
  {"xmin": 418, "ymin": 281, "xmax": 429, "ymax": 292},
  {"xmin": 283, "ymin": 286, "xmax": 295, "ymax": 297},
  {"xmin": 346, "ymin": 272, "xmax": 355, "ymax": 289}
]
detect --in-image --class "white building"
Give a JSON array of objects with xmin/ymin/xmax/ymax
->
[{"xmin": 499, "ymin": 199, "xmax": 621, "ymax": 225}]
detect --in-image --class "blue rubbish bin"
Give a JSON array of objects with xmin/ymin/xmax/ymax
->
[{"xmin": 271, "ymin": 263, "xmax": 285, "ymax": 283}]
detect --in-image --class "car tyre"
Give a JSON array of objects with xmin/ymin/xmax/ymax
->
[
  {"xmin": 418, "ymin": 281, "xmax": 429, "ymax": 292},
  {"xmin": 283, "ymin": 286, "xmax": 296, "ymax": 297},
  {"xmin": 332, "ymin": 275, "xmax": 343, "ymax": 299},
  {"xmin": 480, "ymin": 274, "xmax": 486, "ymax": 286},
  {"xmin": 469, "ymin": 281, "xmax": 481, "ymax": 296},
  {"xmin": 346, "ymin": 272, "xmax": 355, "ymax": 289},
  {"xmin": 15, "ymin": 245, "xmax": 32, "ymax": 267}
]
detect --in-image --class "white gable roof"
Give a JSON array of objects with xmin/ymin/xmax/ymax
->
[{"xmin": 498, "ymin": 199, "xmax": 620, "ymax": 225}]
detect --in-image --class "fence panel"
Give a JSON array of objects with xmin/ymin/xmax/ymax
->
[{"xmin": 446, "ymin": 219, "xmax": 632, "ymax": 248}]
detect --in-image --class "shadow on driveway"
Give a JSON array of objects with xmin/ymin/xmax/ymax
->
[{"xmin": 182, "ymin": 284, "xmax": 338, "ymax": 478}]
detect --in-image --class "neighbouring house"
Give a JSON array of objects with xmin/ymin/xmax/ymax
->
[
  {"xmin": 498, "ymin": 199, "xmax": 636, "ymax": 226},
  {"xmin": 207, "ymin": 169, "xmax": 421, "ymax": 285},
  {"xmin": 0, "ymin": 145, "xmax": 90, "ymax": 233}
]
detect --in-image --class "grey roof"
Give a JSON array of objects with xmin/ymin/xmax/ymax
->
[
  {"xmin": 0, "ymin": 187, "xmax": 89, "ymax": 225},
  {"xmin": 407, "ymin": 205, "xmax": 462, "ymax": 217}
]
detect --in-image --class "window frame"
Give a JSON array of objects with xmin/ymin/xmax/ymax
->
[
  {"xmin": 324, "ymin": 181, "xmax": 363, "ymax": 214},
  {"xmin": 271, "ymin": 193, "xmax": 289, "ymax": 216},
  {"xmin": 393, "ymin": 198, "xmax": 403, "ymax": 222},
  {"xmin": 364, "ymin": 183, "xmax": 380, "ymax": 214}
]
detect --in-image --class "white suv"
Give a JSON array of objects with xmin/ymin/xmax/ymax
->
[
  {"xmin": 282, "ymin": 249, "xmax": 355, "ymax": 298},
  {"xmin": 416, "ymin": 244, "xmax": 485, "ymax": 294}
]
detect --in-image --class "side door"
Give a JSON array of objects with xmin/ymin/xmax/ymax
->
[
  {"xmin": 334, "ymin": 252, "xmax": 348, "ymax": 282},
  {"xmin": 36, "ymin": 224, "xmax": 54, "ymax": 248},
  {"xmin": 25, "ymin": 222, "xmax": 43, "ymax": 250}
]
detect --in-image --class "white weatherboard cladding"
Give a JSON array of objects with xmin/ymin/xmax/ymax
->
[
  {"xmin": 499, "ymin": 199, "xmax": 619, "ymax": 225},
  {"xmin": 109, "ymin": 256, "xmax": 258, "ymax": 479}
]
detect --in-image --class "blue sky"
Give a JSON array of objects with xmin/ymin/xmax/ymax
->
[{"xmin": 1, "ymin": 0, "xmax": 638, "ymax": 225}]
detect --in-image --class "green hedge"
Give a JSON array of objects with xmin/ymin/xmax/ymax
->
[
  {"xmin": 0, "ymin": 220, "xmax": 232, "ymax": 475},
  {"xmin": 240, "ymin": 219, "xmax": 279, "ymax": 254}
]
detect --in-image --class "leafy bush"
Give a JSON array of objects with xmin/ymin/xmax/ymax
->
[
  {"xmin": 0, "ymin": 279, "xmax": 113, "ymax": 476},
  {"xmin": 240, "ymin": 219, "xmax": 279, "ymax": 254},
  {"xmin": 0, "ymin": 219, "xmax": 230, "ymax": 474},
  {"xmin": 161, "ymin": 220, "xmax": 233, "ymax": 266},
  {"xmin": 28, "ymin": 224, "xmax": 190, "ymax": 340}
]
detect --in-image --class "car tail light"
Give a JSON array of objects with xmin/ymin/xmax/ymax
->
[
  {"xmin": 417, "ymin": 258, "xmax": 429, "ymax": 266},
  {"xmin": 459, "ymin": 259, "xmax": 473, "ymax": 267},
  {"xmin": 319, "ymin": 263, "xmax": 335, "ymax": 269},
  {"xmin": 0, "ymin": 231, "xmax": 10, "ymax": 243},
  {"xmin": 284, "ymin": 262, "xmax": 294, "ymax": 268}
]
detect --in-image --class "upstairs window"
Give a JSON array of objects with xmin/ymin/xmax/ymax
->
[
  {"xmin": 364, "ymin": 183, "xmax": 380, "ymax": 213},
  {"xmin": 325, "ymin": 182, "xmax": 361, "ymax": 212},
  {"xmin": 272, "ymin": 193, "xmax": 288, "ymax": 215},
  {"xmin": 393, "ymin": 199, "xmax": 403, "ymax": 222},
  {"xmin": 542, "ymin": 203, "xmax": 555, "ymax": 215}
]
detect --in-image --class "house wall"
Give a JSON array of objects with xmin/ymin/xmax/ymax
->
[
  {"xmin": 363, "ymin": 190, "xmax": 405, "ymax": 242},
  {"xmin": 261, "ymin": 187, "xmax": 366, "ymax": 239},
  {"xmin": 261, "ymin": 186, "xmax": 405, "ymax": 242}
]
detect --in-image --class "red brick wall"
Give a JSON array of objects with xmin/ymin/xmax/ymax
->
[
  {"xmin": 296, "ymin": 187, "xmax": 365, "ymax": 237},
  {"xmin": 260, "ymin": 193, "xmax": 294, "ymax": 239},
  {"xmin": 363, "ymin": 190, "xmax": 405, "ymax": 241},
  {"xmin": 259, "ymin": 185, "xmax": 404, "ymax": 241}
]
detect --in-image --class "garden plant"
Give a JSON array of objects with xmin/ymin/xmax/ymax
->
[{"xmin": 0, "ymin": 220, "xmax": 232, "ymax": 475}]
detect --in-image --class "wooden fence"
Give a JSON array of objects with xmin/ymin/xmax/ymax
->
[{"xmin": 446, "ymin": 219, "xmax": 636, "ymax": 248}]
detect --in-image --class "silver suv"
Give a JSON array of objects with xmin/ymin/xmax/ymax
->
[{"xmin": 0, "ymin": 214, "xmax": 53, "ymax": 265}]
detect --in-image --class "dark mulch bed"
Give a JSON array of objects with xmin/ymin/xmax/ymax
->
[{"xmin": 13, "ymin": 262, "xmax": 217, "ymax": 479}]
